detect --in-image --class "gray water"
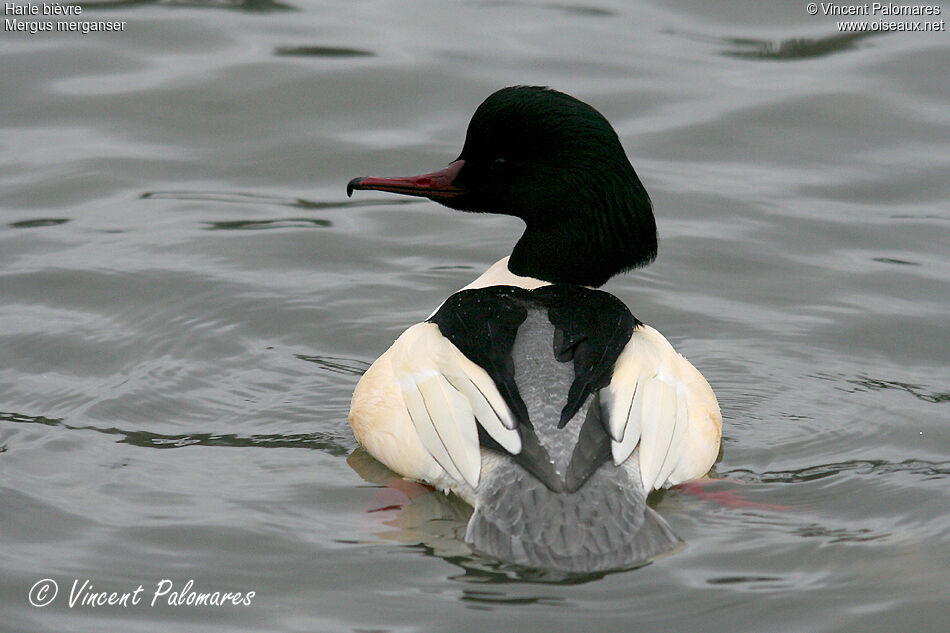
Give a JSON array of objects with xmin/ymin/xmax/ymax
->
[{"xmin": 2, "ymin": 1, "xmax": 949, "ymax": 631}]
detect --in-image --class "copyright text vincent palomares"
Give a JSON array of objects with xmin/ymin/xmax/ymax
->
[
  {"xmin": 805, "ymin": 3, "xmax": 946, "ymax": 31},
  {"xmin": 29, "ymin": 578, "xmax": 256, "ymax": 609}
]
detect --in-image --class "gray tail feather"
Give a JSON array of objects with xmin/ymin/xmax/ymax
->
[{"xmin": 465, "ymin": 462, "xmax": 679, "ymax": 572}]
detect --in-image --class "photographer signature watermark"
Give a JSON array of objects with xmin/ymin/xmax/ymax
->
[
  {"xmin": 29, "ymin": 578, "xmax": 255, "ymax": 608},
  {"xmin": 804, "ymin": 3, "xmax": 945, "ymax": 31}
]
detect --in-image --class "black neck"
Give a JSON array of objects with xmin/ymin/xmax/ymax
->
[
  {"xmin": 507, "ymin": 226, "xmax": 618, "ymax": 287},
  {"xmin": 508, "ymin": 205, "xmax": 656, "ymax": 287}
]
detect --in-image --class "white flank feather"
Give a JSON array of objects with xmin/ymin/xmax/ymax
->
[
  {"xmin": 655, "ymin": 381, "xmax": 690, "ymax": 487},
  {"xmin": 415, "ymin": 373, "xmax": 481, "ymax": 487},
  {"xmin": 397, "ymin": 369, "xmax": 466, "ymax": 485},
  {"xmin": 610, "ymin": 375, "xmax": 644, "ymax": 464},
  {"xmin": 389, "ymin": 322, "xmax": 521, "ymax": 488},
  {"xmin": 636, "ymin": 378, "xmax": 666, "ymax": 491},
  {"xmin": 602, "ymin": 324, "xmax": 722, "ymax": 492},
  {"xmin": 441, "ymin": 348, "xmax": 518, "ymax": 431}
]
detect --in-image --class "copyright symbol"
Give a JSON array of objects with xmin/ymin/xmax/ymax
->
[
  {"xmin": 29, "ymin": 579, "xmax": 58, "ymax": 607},
  {"xmin": 806, "ymin": 3, "xmax": 819, "ymax": 14}
]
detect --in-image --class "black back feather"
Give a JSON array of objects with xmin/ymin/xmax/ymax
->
[{"xmin": 428, "ymin": 284, "xmax": 640, "ymax": 492}]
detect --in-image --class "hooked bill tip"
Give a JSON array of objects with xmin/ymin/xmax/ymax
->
[{"xmin": 346, "ymin": 177, "xmax": 365, "ymax": 198}]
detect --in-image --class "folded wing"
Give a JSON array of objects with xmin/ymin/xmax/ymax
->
[
  {"xmin": 603, "ymin": 325, "xmax": 722, "ymax": 491},
  {"xmin": 389, "ymin": 322, "xmax": 522, "ymax": 488}
]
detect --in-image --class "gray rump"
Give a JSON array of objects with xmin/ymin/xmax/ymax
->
[{"xmin": 467, "ymin": 456, "xmax": 679, "ymax": 572}]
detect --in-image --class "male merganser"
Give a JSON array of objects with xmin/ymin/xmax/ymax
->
[{"xmin": 346, "ymin": 86, "xmax": 721, "ymax": 572}]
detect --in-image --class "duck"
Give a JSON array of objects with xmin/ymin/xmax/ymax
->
[{"xmin": 346, "ymin": 86, "xmax": 721, "ymax": 572}]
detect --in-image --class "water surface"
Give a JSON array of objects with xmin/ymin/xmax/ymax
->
[{"xmin": 2, "ymin": 1, "xmax": 949, "ymax": 631}]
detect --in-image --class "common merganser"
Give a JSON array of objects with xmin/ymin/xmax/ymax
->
[{"xmin": 346, "ymin": 86, "xmax": 721, "ymax": 572}]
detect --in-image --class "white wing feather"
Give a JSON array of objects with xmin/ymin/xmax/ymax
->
[
  {"xmin": 390, "ymin": 323, "xmax": 522, "ymax": 488},
  {"xmin": 397, "ymin": 369, "xmax": 471, "ymax": 485},
  {"xmin": 604, "ymin": 325, "xmax": 721, "ymax": 491}
]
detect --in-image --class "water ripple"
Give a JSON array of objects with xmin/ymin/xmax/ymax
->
[
  {"xmin": 274, "ymin": 46, "xmax": 374, "ymax": 58},
  {"xmin": 723, "ymin": 459, "xmax": 950, "ymax": 484},
  {"xmin": 295, "ymin": 355, "xmax": 372, "ymax": 376},
  {"xmin": 203, "ymin": 218, "xmax": 332, "ymax": 230},
  {"xmin": 793, "ymin": 524, "xmax": 889, "ymax": 544},
  {"xmin": 722, "ymin": 31, "xmax": 881, "ymax": 60},
  {"xmin": 846, "ymin": 375, "xmax": 950, "ymax": 404},
  {"xmin": 7, "ymin": 218, "xmax": 71, "ymax": 229},
  {"xmin": 82, "ymin": 0, "xmax": 295, "ymax": 12},
  {"xmin": 0, "ymin": 410, "xmax": 350, "ymax": 455}
]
